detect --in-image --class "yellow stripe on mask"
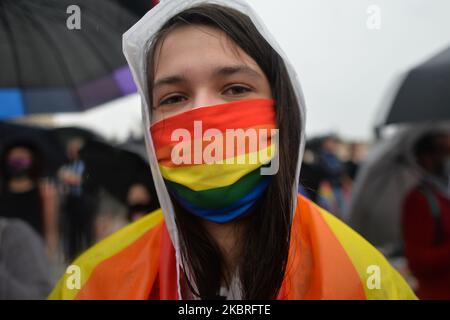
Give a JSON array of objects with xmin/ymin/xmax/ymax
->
[{"xmin": 159, "ymin": 144, "xmax": 276, "ymax": 191}]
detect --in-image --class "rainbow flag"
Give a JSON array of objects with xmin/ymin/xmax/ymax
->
[{"xmin": 48, "ymin": 194, "xmax": 417, "ymax": 300}]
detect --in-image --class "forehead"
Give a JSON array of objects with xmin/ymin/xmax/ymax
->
[{"xmin": 152, "ymin": 25, "xmax": 259, "ymax": 77}]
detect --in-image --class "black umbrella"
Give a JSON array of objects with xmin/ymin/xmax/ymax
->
[
  {"xmin": 51, "ymin": 126, "xmax": 99, "ymax": 147},
  {"xmin": 384, "ymin": 46, "xmax": 450, "ymax": 125},
  {"xmin": 0, "ymin": 0, "xmax": 142, "ymax": 119},
  {"xmin": 116, "ymin": 0, "xmax": 158, "ymax": 17},
  {"xmin": 79, "ymin": 139, "xmax": 157, "ymax": 205}
]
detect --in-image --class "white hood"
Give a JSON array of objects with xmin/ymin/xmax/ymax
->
[{"xmin": 122, "ymin": 0, "xmax": 306, "ymax": 298}]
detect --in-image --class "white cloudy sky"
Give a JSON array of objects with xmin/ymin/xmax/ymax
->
[
  {"xmin": 246, "ymin": 0, "xmax": 450, "ymax": 140},
  {"xmin": 55, "ymin": 0, "xmax": 450, "ymax": 142}
]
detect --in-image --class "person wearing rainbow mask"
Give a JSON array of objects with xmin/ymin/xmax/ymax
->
[{"xmin": 49, "ymin": 0, "xmax": 416, "ymax": 300}]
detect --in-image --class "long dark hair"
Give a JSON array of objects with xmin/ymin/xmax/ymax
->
[{"xmin": 146, "ymin": 4, "xmax": 301, "ymax": 299}]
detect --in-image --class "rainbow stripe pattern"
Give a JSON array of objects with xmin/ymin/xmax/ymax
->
[
  {"xmin": 48, "ymin": 194, "xmax": 417, "ymax": 300},
  {"xmin": 150, "ymin": 98, "xmax": 277, "ymax": 222}
]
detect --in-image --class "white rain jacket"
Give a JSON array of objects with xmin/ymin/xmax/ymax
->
[{"xmin": 122, "ymin": 0, "xmax": 306, "ymax": 298}]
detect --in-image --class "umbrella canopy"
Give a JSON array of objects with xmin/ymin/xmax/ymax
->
[
  {"xmin": 51, "ymin": 126, "xmax": 99, "ymax": 147},
  {"xmin": 346, "ymin": 122, "xmax": 450, "ymax": 253},
  {"xmin": 79, "ymin": 139, "xmax": 157, "ymax": 205},
  {"xmin": 0, "ymin": 122, "xmax": 66, "ymax": 176},
  {"xmin": 383, "ymin": 46, "xmax": 450, "ymax": 125},
  {"xmin": 0, "ymin": 0, "xmax": 141, "ymax": 119},
  {"xmin": 116, "ymin": 0, "xmax": 158, "ymax": 17}
]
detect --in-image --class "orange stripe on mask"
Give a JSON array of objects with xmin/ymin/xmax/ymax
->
[
  {"xmin": 150, "ymin": 98, "xmax": 276, "ymax": 153},
  {"xmin": 156, "ymin": 125, "xmax": 276, "ymax": 167}
]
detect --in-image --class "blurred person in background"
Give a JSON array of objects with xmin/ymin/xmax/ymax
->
[
  {"xmin": 341, "ymin": 142, "xmax": 365, "ymax": 214},
  {"xmin": 94, "ymin": 190, "xmax": 128, "ymax": 242},
  {"xmin": 94, "ymin": 182, "xmax": 160, "ymax": 241},
  {"xmin": 299, "ymin": 148, "xmax": 327, "ymax": 202},
  {"xmin": 0, "ymin": 217, "xmax": 53, "ymax": 299},
  {"xmin": 313, "ymin": 135, "xmax": 347, "ymax": 216},
  {"xmin": 318, "ymin": 135, "xmax": 344, "ymax": 186},
  {"xmin": 345, "ymin": 142, "xmax": 363, "ymax": 181},
  {"xmin": 58, "ymin": 137, "xmax": 85, "ymax": 197},
  {"xmin": 126, "ymin": 182, "xmax": 159, "ymax": 222},
  {"xmin": 0, "ymin": 141, "xmax": 59, "ymax": 259},
  {"xmin": 402, "ymin": 131, "xmax": 450, "ymax": 299},
  {"xmin": 58, "ymin": 137, "xmax": 97, "ymax": 262}
]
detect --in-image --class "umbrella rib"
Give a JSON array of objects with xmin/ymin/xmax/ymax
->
[
  {"xmin": 70, "ymin": 17, "xmax": 114, "ymax": 72},
  {"xmin": 67, "ymin": 1, "xmax": 138, "ymax": 72},
  {"xmin": 19, "ymin": 5, "xmax": 76, "ymax": 87},
  {"xmin": 0, "ymin": 4, "xmax": 22, "ymax": 87},
  {"xmin": 77, "ymin": 0, "xmax": 138, "ymax": 40},
  {"xmin": 30, "ymin": 1, "xmax": 126, "ymax": 78},
  {"xmin": 18, "ymin": 4, "xmax": 84, "ymax": 108},
  {"xmin": 29, "ymin": 1, "xmax": 113, "ymax": 74}
]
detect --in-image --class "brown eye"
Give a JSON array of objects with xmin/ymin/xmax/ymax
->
[
  {"xmin": 160, "ymin": 95, "xmax": 187, "ymax": 106},
  {"xmin": 223, "ymin": 85, "xmax": 252, "ymax": 96}
]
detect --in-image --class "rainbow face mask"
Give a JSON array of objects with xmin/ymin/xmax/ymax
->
[{"xmin": 150, "ymin": 98, "xmax": 278, "ymax": 223}]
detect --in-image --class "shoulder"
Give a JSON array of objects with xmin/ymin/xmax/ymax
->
[
  {"xmin": 404, "ymin": 186, "xmax": 426, "ymax": 204},
  {"xmin": 296, "ymin": 195, "xmax": 417, "ymax": 300},
  {"xmin": 81, "ymin": 208, "xmax": 164, "ymax": 259},
  {"xmin": 48, "ymin": 209, "xmax": 165, "ymax": 300},
  {"xmin": 0, "ymin": 218, "xmax": 42, "ymax": 247},
  {"xmin": 0, "ymin": 218, "xmax": 33, "ymax": 235}
]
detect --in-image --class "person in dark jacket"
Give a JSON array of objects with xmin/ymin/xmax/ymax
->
[
  {"xmin": 0, "ymin": 141, "xmax": 59, "ymax": 258},
  {"xmin": 402, "ymin": 131, "xmax": 450, "ymax": 299}
]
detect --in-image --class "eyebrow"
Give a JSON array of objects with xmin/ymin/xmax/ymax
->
[
  {"xmin": 213, "ymin": 65, "xmax": 263, "ymax": 79},
  {"xmin": 153, "ymin": 75, "xmax": 187, "ymax": 90},
  {"xmin": 153, "ymin": 65, "xmax": 263, "ymax": 90}
]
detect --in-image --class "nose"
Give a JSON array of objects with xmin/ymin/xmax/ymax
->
[{"xmin": 191, "ymin": 88, "xmax": 226, "ymax": 110}]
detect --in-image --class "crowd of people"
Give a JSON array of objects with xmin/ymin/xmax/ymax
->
[
  {"xmin": 401, "ymin": 132, "xmax": 450, "ymax": 299},
  {"xmin": 1, "ymin": 0, "xmax": 448, "ymax": 301},
  {"xmin": 3, "ymin": 128, "xmax": 449, "ymax": 300},
  {"xmin": 299, "ymin": 134, "xmax": 366, "ymax": 219},
  {"xmin": 299, "ymin": 131, "xmax": 450, "ymax": 300},
  {"xmin": 0, "ymin": 134, "xmax": 159, "ymax": 299}
]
